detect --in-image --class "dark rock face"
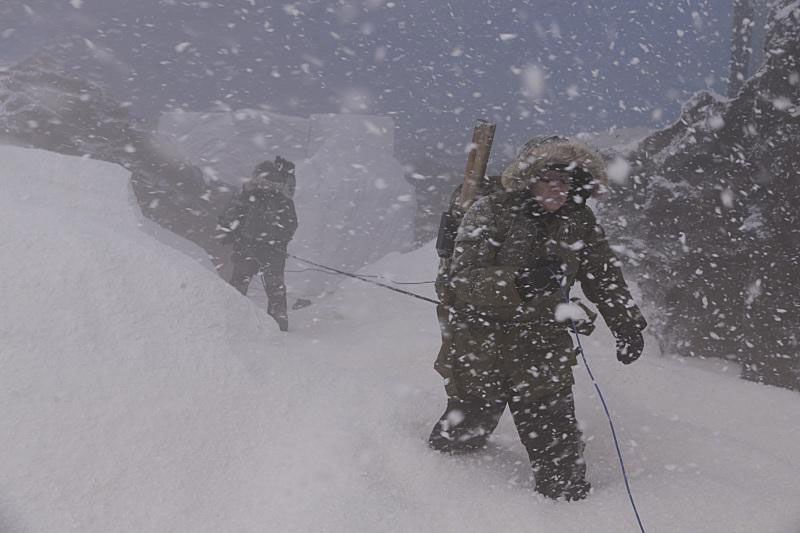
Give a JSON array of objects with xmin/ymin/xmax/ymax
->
[
  {"xmin": 0, "ymin": 44, "xmax": 230, "ymax": 270},
  {"xmin": 601, "ymin": 0, "xmax": 799, "ymax": 390}
]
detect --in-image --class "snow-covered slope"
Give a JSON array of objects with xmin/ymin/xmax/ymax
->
[
  {"xmin": 0, "ymin": 146, "xmax": 285, "ymax": 531},
  {"xmin": 1, "ymin": 145, "xmax": 798, "ymax": 532}
]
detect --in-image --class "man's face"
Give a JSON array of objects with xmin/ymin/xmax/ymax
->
[{"xmin": 530, "ymin": 169, "xmax": 571, "ymax": 212}]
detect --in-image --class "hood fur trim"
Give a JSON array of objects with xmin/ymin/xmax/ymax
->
[{"xmin": 501, "ymin": 140, "xmax": 608, "ymax": 197}]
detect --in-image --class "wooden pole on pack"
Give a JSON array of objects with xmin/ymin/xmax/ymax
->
[{"xmin": 458, "ymin": 119, "xmax": 496, "ymax": 210}]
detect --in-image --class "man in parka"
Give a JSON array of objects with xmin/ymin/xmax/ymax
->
[
  {"xmin": 428, "ymin": 139, "xmax": 647, "ymax": 501},
  {"xmin": 218, "ymin": 157, "xmax": 298, "ymax": 331},
  {"xmin": 433, "ymin": 136, "xmax": 566, "ymax": 379}
]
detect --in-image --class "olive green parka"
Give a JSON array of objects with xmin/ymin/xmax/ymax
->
[{"xmin": 435, "ymin": 141, "xmax": 646, "ymax": 401}]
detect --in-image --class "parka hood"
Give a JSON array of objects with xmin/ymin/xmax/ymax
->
[{"xmin": 500, "ymin": 139, "xmax": 608, "ymax": 199}]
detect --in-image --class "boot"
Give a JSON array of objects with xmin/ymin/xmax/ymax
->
[
  {"xmin": 271, "ymin": 314, "xmax": 289, "ymax": 332},
  {"xmin": 428, "ymin": 398, "xmax": 503, "ymax": 455},
  {"xmin": 428, "ymin": 430, "xmax": 489, "ymax": 455},
  {"xmin": 535, "ymin": 477, "xmax": 592, "ymax": 502}
]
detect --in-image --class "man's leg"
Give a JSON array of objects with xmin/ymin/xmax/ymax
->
[
  {"xmin": 428, "ymin": 394, "xmax": 507, "ymax": 454},
  {"xmin": 262, "ymin": 254, "xmax": 289, "ymax": 331},
  {"xmin": 229, "ymin": 256, "xmax": 259, "ymax": 295},
  {"xmin": 509, "ymin": 387, "xmax": 590, "ymax": 501}
]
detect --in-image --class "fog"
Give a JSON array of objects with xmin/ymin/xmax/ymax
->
[{"xmin": 0, "ymin": 0, "xmax": 751, "ymax": 165}]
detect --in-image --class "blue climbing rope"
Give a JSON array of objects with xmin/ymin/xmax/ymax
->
[{"xmin": 560, "ymin": 285, "xmax": 646, "ymax": 532}]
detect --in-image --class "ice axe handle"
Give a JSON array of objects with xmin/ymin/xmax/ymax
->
[{"xmin": 459, "ymin": 119, "xmax": 496, "ymax": 210}]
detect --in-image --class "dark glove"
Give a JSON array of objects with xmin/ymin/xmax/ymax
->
[
  {"xmin": 215, "ymin": 215, "xmax": 242, "ymax": 245},
  {"xmin": 615, "ymin": 331, "xmax": 644, "ymax": 364},
  {"xmin": 515, "ymin": 255, "xmax": 564, "ymax": 301}
]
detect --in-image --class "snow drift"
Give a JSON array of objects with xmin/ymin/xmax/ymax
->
[{"xmin": 0, "ymin": 146, "xmax": 287, "ymax": 531}]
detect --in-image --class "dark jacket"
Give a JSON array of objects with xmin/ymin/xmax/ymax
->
[{"xmin": 219, "ymin": 183, "xmax": 298, "ymax": 263}]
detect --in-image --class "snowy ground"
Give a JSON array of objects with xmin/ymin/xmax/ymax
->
[{"xmin": 1, "ymin": 146, "xmax": 798, "ymax": 533}]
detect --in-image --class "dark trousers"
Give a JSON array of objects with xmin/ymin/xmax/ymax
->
[
  {"xmin": 429, "ymin": 384, "xmax": 588, "ymax": 499},
  {"xmin": 229, "ymin": 254, "xmax": 289, "ymax": 331}
]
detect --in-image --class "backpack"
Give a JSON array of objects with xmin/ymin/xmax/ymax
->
[{"xmin": 435, "ymin": 177, "xmax": 504, "ymax": 260}]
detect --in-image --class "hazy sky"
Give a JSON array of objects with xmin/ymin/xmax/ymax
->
[{"xmin": 1, "ymin": 1, "xmax": 737, "ymax": 167}]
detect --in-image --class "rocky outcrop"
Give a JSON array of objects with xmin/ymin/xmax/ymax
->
[{"xmin": 601, "ymin": 0, "xmax": 799, "ymax": 390}]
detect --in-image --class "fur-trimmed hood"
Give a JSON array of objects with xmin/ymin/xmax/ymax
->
[{"xmin": 500, "ymin": 139, "xmax": 608, "ymax": 198}]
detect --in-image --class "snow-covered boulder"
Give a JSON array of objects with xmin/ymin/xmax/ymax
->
[{"xmin": 157, "ymin": 108, "xmax": 310, "ymax": 184}]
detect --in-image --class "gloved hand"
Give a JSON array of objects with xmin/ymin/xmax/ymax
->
[
  {"xmin": 515, "ymin": 255, "xmax": 565, "ymax": 301},
  {"xmin": 615, "ymin": 330, "xmax": 644, "ymax": 364},
  {"xmin": 214, "ymin": 223, "xmax": 236, "ymax": 244}
]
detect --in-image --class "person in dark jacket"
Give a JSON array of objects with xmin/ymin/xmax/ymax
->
[
  {"xmin": 433, "ymin": 136, "xmax": 567, "ymax": 382},
  {"xmin": 428, "ymin": 140, "xmax": 647, "ymax": 501},
  {"xmin": 218, "ymin": 157, "xmax": 298, "ymax": 331}
]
